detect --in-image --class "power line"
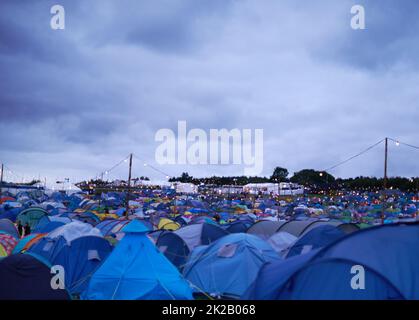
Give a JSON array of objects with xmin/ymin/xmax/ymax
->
[
  {"xmin": 94, "ymin": 154, "xmax": 130, "ymax": 180},
  {"xmin": 388, "ymin": 137, "xmax": 419, "ymax": 151},
  {"xmin": 133, "ymin": 154, "xmax": 172, "ymax": 178},
  {"xmin": 323, "ymin": 138, "xmax": 385, "ymax": 172}
]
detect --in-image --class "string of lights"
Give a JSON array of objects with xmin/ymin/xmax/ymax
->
[
  {"xmin": 388, "ymin": 137, "xmax": 419, "ymax": 151},
  {"xmin": 322, "ymin": 138, "xmax": 385, "ymax": 172},
  {"xmin": 94, "ymin": 154, "xmax": 131, "ymax": 180},
  {"xmin": 2, "ymin": 164, "xmax": 25, "ymax": 182},
  {"xmin": 133, "ymin": 154, "xmax": 172, "ymax": 179}
]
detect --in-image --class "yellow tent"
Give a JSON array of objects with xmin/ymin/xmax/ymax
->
[
  {"xmin": 0, "ymin": 244, "xmax": 7, "ymax": 257},
  {"xmin": 158, "ymin": 218, "xmax": 180, "ymax": 231}
]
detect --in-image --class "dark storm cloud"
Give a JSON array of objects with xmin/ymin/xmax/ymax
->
[
  {"xmin": 315, "ymin": 0, "xmax": 419, "ymax": 71},
  {"xmin": 0, "ymin": 0, "xmax": 418, "ymax": 182}
]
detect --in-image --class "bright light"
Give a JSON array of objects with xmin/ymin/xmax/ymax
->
[
  {"xmin": 144, "ymin": 163, "xmax": 148, "ymax": 167},
  {"xmin": 395, "ymin": 141, "xmax": 400, "ymax": 146},
  {"xmin": 319, "ymin": 172, "xmax": 323, "ymax": 177}
]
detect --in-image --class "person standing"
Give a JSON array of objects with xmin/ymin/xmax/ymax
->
[
  {"xmin": 24, "ymin": 223, "xmax": 31, "ymax": 236},
  {"xmin": 17, "ymin": 221, "xmax": 23, "ymax": 238}
]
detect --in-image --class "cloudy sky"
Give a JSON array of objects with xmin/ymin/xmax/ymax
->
[{"xmin": 1, "ymin": 0, "xmax": 418, "ymax": 183}]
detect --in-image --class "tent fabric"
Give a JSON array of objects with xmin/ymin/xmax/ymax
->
[
  {"xmin": 121, "ymin": 219, "xmax": 150, "ymax": 233},
  {"xmin": 0, "ymin": 253, "xmax": 71, "ymax": 300},
  {"xmin": 225, "ymin": 221, "xmax": 249, "ymax": 234},
  {"xmin": 300, "ymin": 220, "xmax": 359, "ymax": 236},
  {"xmin": 96, "ymin": 219, "xmax": 130, "ymax": 236},
  {"xmin": 0, "ymin": 208, "xmax": 21, "ymax": 222},
  {"xmin": 0, "ymin": 218, "xmax": 19, "ymax": 239},
  {"xmin": 248, "ymin": 223, "xmax": 419, "ymax": 300},
  {"xmin": 158, "ymin": 218, "xmax": 180, "ymax": 231},
  {"xmin": 12, "ymin": 234, "xmax": 43, "ymax": 254},
  {"xmin": 246, "ymin": 220, "xmax": 285, "ymax": 240},
  {"xmin": 47, "ymin": 221, "xmax": 102, "ymax": 243},
  {"xmin": 70, "ymin": 211, "xmax": 101, "ymax": 225},
  {"xmin": 82, "ymin": 232, "xmax": 193, "ymax": 300},
  {"xmin": 286, "ymin": 225, "xmax": 345, "ymax": 258},
  {"xmin": 34, "ymin": 221, "xmax": 66, "ymax": 234},
  {"xmin": 156, "ymin": 232, "xmax": 191, "ymax": 270},
  {"xmin": 0, "ymin": 244, "xmax": 7, "ymax": 257},
  {"xmin": 337, "ymin": 223, "xmax": 360, "ymax": 234},
  {"xmin": 174, "ymin": 223, "xmax": 229, "ymax": 251},
  {"xmin": 242, "ymin": 249, "xmax": 321, "ymax": 299},
  {"xmin": 268, "ymin": 232, "xmax": 297, "ymax": 256},
  {"xmin": 28, "ymin": 236, "xmax": 68, "ymax": 262},
  {"xmin": 17, "ymin": 207, "xmax": 48, "ymax": 229},
  {"xmin": 0, "ymin": 196, "xmax": 16, "ymax": 204},
  {"xmin": 49, "ymin": 236, "xmax": 113, "ymax": 295},
  {"xmin": 0, "ymin": 234, "xmax": 18, "ymax": 256},
  {"xmin": 184, "ymin": 233, "xmax": 280, "ymax": 298},
  {"xmin": 277, "ymin": 220, "xmax": 319, "ymax": 237},
  {"xmin": 33, "ymin": 216, "xmax": 72, "ymax": 233},
  {"xmin": 277, "ymin": 259, "xmax": 403, "ymax": 300},
  {"xmin": 299, "ymin": 220, "xmax": 343, "ymax": 235}
]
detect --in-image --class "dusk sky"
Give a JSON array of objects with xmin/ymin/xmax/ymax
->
[{"xmin": 1, "ymin": 0, "xmax": 418, "ymax": 184}]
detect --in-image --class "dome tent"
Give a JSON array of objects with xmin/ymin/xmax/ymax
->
[
  {"xmin": 49, "ymin": 235, "xmax": 113, "ymax": 295},
  {"xmin": 244, "ymin": 222, "xmax": 419, "ymax": 300},
  {"xmin": 268, "ymin": 232, "xmax": 297, "ymax": 256},
  {"xmin": 246, "ymin": 220, "xmax": 285, "ymax": 240},
  {"xmin": 286, "ymin": 225, "xmax": 345, "ymax": 258},
  {"xmin": 184, "ymin": 233, "xmax": 280, "ymax": 299},
  {"xmin": 0, "ymin": 218, "xmax": 19, "ymax": 239},
  {"xmin": 242, "ymin": 249, "xmax": 320, "ymax": 300},
  {"xmin": 156, "ymin": 223, "xmax": 229, "ymax": 270},
  {"xmin": 82, "ymin": 219, "xmax": 193, "ymax": 300},
  {"xmin": 0, "ymin": 253, "xmax": 71, "ymax": 300},
  {"xmin": 17, "ymin": 207, "xmax": 48, "ymax": 229}
]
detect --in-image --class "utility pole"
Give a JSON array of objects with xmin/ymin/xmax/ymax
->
[
  {"xmin": 382, "ymin": 137, "xmax": 388, "ymax": 224},
  {"xmin": 125, "ymin": 153, "xmax": 133, "ymax": 217}
]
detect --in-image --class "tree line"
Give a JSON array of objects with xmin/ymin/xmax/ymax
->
[{"xmin": 168, "ymin": 167, "xmax": 419, "ymax": 192}]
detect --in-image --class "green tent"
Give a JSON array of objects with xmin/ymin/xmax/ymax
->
[{"xmin": 17, "ymin": 207, "xmax": 48, "ymax": 229}]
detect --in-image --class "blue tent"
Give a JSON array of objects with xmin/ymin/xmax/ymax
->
[
  {"xmin": 225, "ymin": 221, "xmax": 250, "ymax": 234},
  {"xmin": 0, "ymin": 207, "xmax": 21, "ymax": 222},
  {"xmin": 0, "ymin": 218, "xmax": 19, "ymax": 239},
  {"xmin": 17, "ymin": 207, "xmax": 48, "ymax": 229},
  {"xmin": 82, "ymin": 220, "xmax": 193, "ymax": 300},
  {"xmin": 156, "ymin": 223, "xmax": 229, "ymax": 270},
  {"xmin": 245, "ymin": 223, "xmax": 419, "ymax": 300},
  {"xmin": 33, "ymin": 216, "xmax": 72, "ymax": 234},
  {"xmin": 0, "ymin": 253, "xmax": 71, "ymax": 300},
  {"xmin": 12, "ymin": 234, "xmax": 42, "ymax": 254},
  {"xmin": 156, "ymin": 232, "xmax": 191, "ymax": 270},
  {"xmin": 70, "ymin": 211, "xmax": 100, "ymax": 225},
  {"xmin": 286, "ymin": 225, "xmax": 345, "ymax": 258},
  {"xmin": 51, "ymin": 236, "xmax": 113, "ymax": 295},
  {"xmin": 28, "ymin": 236, "xmax": 68, "ymax": 262},
  {"xmin": 183, "ymin": 233, "xmax": 280, "ymax": 298},
  {"xmin": 96, "ymin": 219, "xmax": 130, "ymax": 236},
  {"xmin": 242, "ymin": 249, "xmax": 320, "ymax": 299}
]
